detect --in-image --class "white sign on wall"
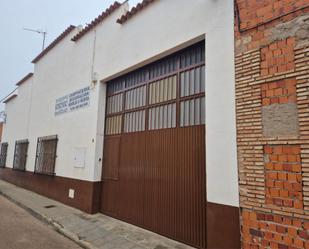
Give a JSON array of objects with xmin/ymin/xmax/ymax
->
[
  {"xmin": 73, "ymin": 147, "xmax": 86, "ymax": 168},
  {"xmin": 55, "ymin": 86, "xmax": 90, "ymax": 116}
]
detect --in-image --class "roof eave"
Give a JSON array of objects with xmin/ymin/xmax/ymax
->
[
  {"xmin": 31, "ymin": 25, "xmax": 76, "ymax": 64},
  {"xmin": 71, "ymin": 1, "xmax": 121, "ymax": 42},
  {"xmin": 3, "ymin": 94, "xmax": 17, "ymax": 104},
  {"xmin": 16, "ymin": 73, "xmax": 34, "ymax": 86}
]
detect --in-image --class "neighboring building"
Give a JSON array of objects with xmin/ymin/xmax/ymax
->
[
  {"xmin": 234, "ymin": 0, "xmax": 309, "ymax": 249},
  {"xmin": 0, "ymin": 0, "xmax": 308, "ymax": 248},
  {"xmin": 0, "ymin": 122, "xmax": 3, "ymax": 141}
]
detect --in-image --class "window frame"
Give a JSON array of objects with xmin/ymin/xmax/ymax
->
[
  {"xmin": 105, "ymin": 41, "xmax": 206, "ymax": 136},
  {"xmin": 13, "ymin": 139, "xmax": 29, "ymax": 171},
  {"xmin": 0, "ymin": 142, "xmax": 8, "ymax": 168},
  {"xmin": 34, "ymin": 135, "xmax": 58, "ymax": 176}
]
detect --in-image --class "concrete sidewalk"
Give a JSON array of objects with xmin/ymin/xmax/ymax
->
[
  {"xmin": 0, "ymin": 180, "xmax": 193, "ymax": 249},
  {"xmin": 0, "ymin": 195, "xmax": 81, "ymax": 249}
]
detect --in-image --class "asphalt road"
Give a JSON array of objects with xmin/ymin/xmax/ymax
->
[{"xmin": 0, "ymin": 195, "xmax": 81, "ymax": 249}]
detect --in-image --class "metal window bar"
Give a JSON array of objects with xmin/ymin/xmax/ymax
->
[
  {"xmin": 13, "ymin": 140, "xmax": 29, "ymax": 171},
  {"xmin": 34, "ymin": 135, "xmax": 58, "ymax": 175},
  {"xmin": 0, "ymin": 143, "xmax": 8, "ymax": 168}
]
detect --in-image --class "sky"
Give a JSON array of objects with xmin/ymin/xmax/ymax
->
[{"xmin": 0, "ymin": 0, "xmax": 141, "ymax": 112}]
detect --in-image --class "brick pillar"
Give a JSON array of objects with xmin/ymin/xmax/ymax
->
[{"xmin": 235, "ymin": 1, "xmax": 309, "ymax": 248}]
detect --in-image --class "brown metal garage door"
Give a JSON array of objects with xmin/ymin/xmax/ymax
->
[{"xmin": 101, "ymin": 41, "xmax": 206, "ymax": 248}]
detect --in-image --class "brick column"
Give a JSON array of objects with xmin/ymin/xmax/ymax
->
[{"xmin": 235, "ymin": 1, "xmax": 309, "ymax": 248}]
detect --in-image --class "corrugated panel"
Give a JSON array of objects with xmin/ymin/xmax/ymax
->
[
  {"xmin": 149, "ymin": 76, "xmax": 177, "ymax": 104},
  {"xmin": 106, "ymin": 93, "xmax": 123, "ymax": 114},
  {"xmin": 180, "ymin": 65, "xmax": 205, "ymax": 97},
  {"xmin": 124, "ymin": 110, "xmax": 145, "ymax": 133},
  {"xmin": 102, "ymin": 40, "xmax": 206, "ymax": 249},
  {"xmin": 102, "ymin": 137, "xmax": 120, "ymax": 180},
  {"xmin": 180, "ymin": 97, "xmax": 205, "ymax": 127},
  {"xmin": 101, "ymin": 126, "xmax": 206, "ymax": 248},
  {"xmin": 149, "ymin": 56, "xmax": 178, "ymax": 80},
  {"xmin": 106, "ymin": 41, "xmax": 205, "ymax": 91},
  {"xmin": 116, "ymin": 133, "xmax": 146, "ymax": 225},
  {"xmin": 125, "ymin": 68, "xmax": 149, "ymax": 88},
  {"xmin": 149, "ymin": 103, "xmax": 176, "ymax": 130},
  {"xmin": 180, "ymin": 43, "xmax": 205, "ymax": 69},
  {"xmin": 105, "ymin": 115, "xmax": 122, "ymax": 135},
  {"xmin": 107, "ymin": 78, "xmax": 125, "ymax": 95},
  {"xmin": 125, "ymin": 86, "xmax": 147, "ymax": 110}
]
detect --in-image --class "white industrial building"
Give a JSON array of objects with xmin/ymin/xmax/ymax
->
[{"xmin": 0, "ymin": 1, "xmax": 239, "ymax": 248}]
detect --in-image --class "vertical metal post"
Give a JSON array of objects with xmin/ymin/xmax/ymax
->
[{"xmin": 42, "ymin": 31, "xmax": 46, "ymax": 50}]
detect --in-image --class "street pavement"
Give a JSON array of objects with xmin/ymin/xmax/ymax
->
[
  {"xmin": 0, "ymin": 180, "xmax": 193, "ymax": 249},
  {"xmin": 0, "ymin": 195, "xmax": 81, "ymax": 249}
]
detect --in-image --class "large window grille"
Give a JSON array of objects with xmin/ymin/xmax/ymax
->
[
  {"xmin": 13, "ymin": 140, "xmax": 29, "ymax": 171},
  {"xmin": 35, "ymin": 135, "xmax": 58, "ymax": 175},
  {"xmin": 105, "ymin": 41, "xmax": 205, "ymax": 135},
  {"xmin": 0, "ymin": 143, "xmax": 8, "ymax": 168}
]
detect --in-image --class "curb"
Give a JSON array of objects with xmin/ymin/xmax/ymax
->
[{"xmin": 0, "ymin": 190, "xmax": 97, "ymax": 249}]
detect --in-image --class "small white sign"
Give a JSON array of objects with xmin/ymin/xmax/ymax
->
[
  {"xmin": 55, "ymin": 86, "xmax": 90, "ymax": 116},
  {"xmin": 73, "ymin": 147, "xmax": 86, "ymax": 168},
  {"xmin": 69, "ymin": 189, "xmax": 75, "ymax": 199}
]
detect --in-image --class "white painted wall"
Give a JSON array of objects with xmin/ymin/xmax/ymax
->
[
  {"xmin": 2, "ymin": 78, "xmax": 33, "ymax": 167},
  {"xmin": 205, "ymin": 1, "xmax": 239, "ymax": 207},
  {"xmin": 2, "ymin": 5, "xmax": 127, "ymax": 182},
  {"xmin": 26, "ymin": 27, "xmax": 96, "ymax": 180},
  {"xmin": 2, "ymin": 0, "xmax": 239, "ymax": 207}
]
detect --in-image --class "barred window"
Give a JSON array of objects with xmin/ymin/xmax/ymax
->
[
  {"xmin": 0, "ymin": 143, "xmax": 8, "ymax": 168},
  {"xmin": 35, "ymin": 135, "xmax": 58, "ymax": 175},
  {"xmin": 13, "ymin": 140, "xmax": 29, "ymax": 171}
]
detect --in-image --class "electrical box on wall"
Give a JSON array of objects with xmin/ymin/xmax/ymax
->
[
  {"xmin": 73, "ymin": 147, "xmax": 86, "ymax": 168},
  {"xmin": 69, "ymin": 189, "xmax": 75, "ymax": 199}
]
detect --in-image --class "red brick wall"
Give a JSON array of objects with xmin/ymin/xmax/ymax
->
[
  {"xmin": 260, "ymin": 38, "xmax": 295, "ymax": 76},
  {"xmin": 235, "ymin": 1, "xmax": 309, "ymax": 248},
  {"xmin": 264, "ymin": 145, "xmax": 303, "ymax": 209},
  {"xmin": 261, "ymin": 78, "xmax": 297, "ymax": 106},
  {"xmin": 242, "ymin": 210, "xmax": 309, "ymax": 249},
  {"xmin": 237, "ymin": 0, "xmax": 308, "ymax": 31}
]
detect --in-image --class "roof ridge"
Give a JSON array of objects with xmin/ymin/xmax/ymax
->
[
  {"xmin": 71, "ymin": 1, "xmax": 121, "ymax": 42},
  {"xmin": 16, "ymin": 73, "xmax": 33, "ymax": 86},
  {"xmin": 32, "ymin": 25, "xmax": 76, "ymax": 63},
  {"xmin": 117, "ymin": 0, "xmax": 156, "ymax": 24}
]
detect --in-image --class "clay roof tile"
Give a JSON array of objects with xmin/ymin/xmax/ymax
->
[
  {"xmin": 71, "ymin": 1, "xmax": 121, "ymax": 42},
  {"xmin": 117, "ymin": 0, "xmax": 157, "ymax": 24}
]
